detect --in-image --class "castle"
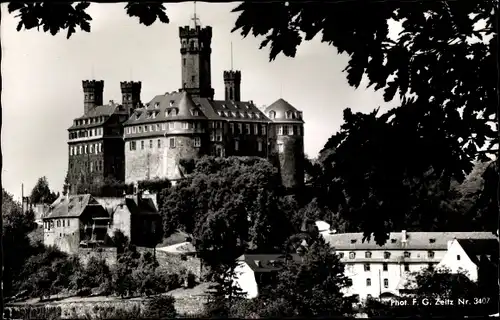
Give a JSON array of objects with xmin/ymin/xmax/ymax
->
[{"xmin": 67, "ymin": 21, "xmax": 305, "ymax": 194}]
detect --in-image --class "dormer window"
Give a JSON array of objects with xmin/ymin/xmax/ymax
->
[
  {"xmin": 254, "ymin": 260, "xmax": 261, "ymax": 268},
  {"xmin": 245, "ymin": 104, "xmax": 250, "ymax": 109},
  {"xmin": 350, "ymin": 239, "xmax": 357, "ymax": 244},
  {"xmin": 193, "ymin": 110, "xmax": 200, "ymax": 116},
  {"xmin": 285, "ymin": 111, "xmax": 290, "ymax": 119},
  {"xmin": 365, "ymin": 251, "xmax": 372, "ymax": 258},
  {"xmin": 297, "ymin": 112, "xmax": 303, "ymax": 119},
  {"xmin": 255, "ymin": 113, "xmax": 260, "ymax": 119},
  {"xmin": 152, "ymin": 112, "xmax": 157, "ymax": 119},
  {"xmin": 169, "ymin": 100, "xmax": 175, "ymax": 107},
  {"xmin": 217, "ymin": 111, "xmax": 223, "ymax": 117},
  {"xmin": 269, "ymin": 111, "xmax": 276, "ymax": 119},
  {"xmin": 222, "ymin": 104, "xmax": 227, "ymax": 109},
  {"xmin": 231, "ymin": 111, "xmax": 236, "ymax": 117},
  {"xmin": 404, "ymin": 251, "xmax": 411, "ymax": 258},
  {"xmin": 429, "ymin": 238, "xmax": 436, "ymax": 243},
  {"xmin": 391, "ymin": 239, "xmax": 397, "ymax": 243},
  {"xmin": 349, "ymin": 252, "xmax": 356, "ymax": 259},
  {"xmin": 154, "ymin": 102, "xmax": 160, "ymax": 108},
  {"xmin": 384, "ymin": 252, "xmax": 391, "ymax": 259}
]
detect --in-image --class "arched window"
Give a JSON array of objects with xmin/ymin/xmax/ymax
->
[{"xmin": 269, "ymin": 111, "xmax": 276, "ymax": 119}]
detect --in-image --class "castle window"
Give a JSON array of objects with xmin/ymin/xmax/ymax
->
[
  {"xmin": 165, "ymin": 110, "xmax": 169, "ymax": 118},
  {"xmin": 383, "ymin": 263, "xmax": 388, "ymax": 271},
  {"xmin": 237, "ymin": 123, "xmax": 242, "ymax": 134},
  {"xmin": 384, "ymin": 279, "xmax": 389, "ymax": 288},
  {"xmin": 156, "ymin": 124, "xmax": 160, "ymax": 131},
  {"xmin": 366, "ymin": 278, "xmax": 371, "ymax": 287},
  {"xmin": 293, "ymin": 125, "xmax": 298, "ymax": 135},
  {"xmin": 57, "ymin": 220, "xmax": 61, "ymax": 227},
  {"xmin": 283, "ymin": 126, "xmax": 289, "ymax": 135},
  {"xmin": 132, "ymin": 126, "xmax": 136, "ymax": 133},
  {"xmin": 130, "ymin": 141, "xmax": 136, "ymax": 151},
  {"xmin": 404, "ymin": 251, "xmax": 411, "ymax": 258},
  {"xmin": 79, "ymin": 146, "xmax": 83, "ymax": 154},
  {"xmin": 84, "ymin": 145, "xmax": 88, "ymax": 154},
  {"xmin": 229, "ymin": 88, "xmax": 234, "ymax": 100},
  {"xmin": 257, "ymin": 141, "xmax": 263, "ymax": 152},
  {"xmin": 90, "ymin": 145, "xmax": 94, "ymax": 153},
  {"xmin": 193, "ymin": 110, "xmax": 200, "ymax": 116},
  {"xmin": 161, "ymin": 123, "xmax": 166, "ymax": 130},
  {"xmin": 191, "ymin": 76, "xmax": 195, "ymax": 83},
  {"xmin": 67, "ymin": 220, "xmax": 70, "ymax": 227},
  {"xmin": 99, "ymin": 143, "xmax": 102, "ymax": 153},
  {"xmin": 169, "ymin": 138, "xmax": 176, "ymax": 149},
  {"xmin": 349, "ymin": 252, "xmax": 356, "ymax": 259},
  {"xmin": 157, "ymin": 139, "xmax": 161, "ymax": 148},
  {"xmin": 70, "ymin": 147, "xmax": 73, "ymax": 156},
  {"xmin": 90, "ymin": 162, "xmax": 93, "ymax": 172},
  {"xmin": 364, "ymin": 263, "xmax": 370, "ymax": 271},
  {"xmin": 170, "ymin": 100, "xmax": 175, "ymax": 107},
  {"xmin": 365, "ymin": 251, "xmax": 372, "ymax": 258},
  {"xmin": 269, "ymin": 111, "xmax": 276, "ymax": 119},
  {"xmin": 404, "ymin": 263, "xmax": 410, "ymax": 271},
  {"xmin": 183, "ymin": 58, "xmax": 186, "ymax": 66},
  {"xmin": 149, "ymin": 140, "xmax": 153, "ymax": 148},
  {"xmin": 254, "ymin": 124, "xmax": 258, "ymax": 135},
  {"xmin": 210, "ymin": 131, "xmax": 215, "ymax": 141},
  {"xmin": 245, "ymin": 124, "xmax": 251, "ymax": 135},
  {"xmin": 235, "ymin": 140, "xmax": 239, "ymax": 151},
  {"xmin": 149, "ymin": 125, "xmax": 153, "ymax": 131},
  {"xmin": 141, "ymin": 141, "xmax": 145, "ymax": 150},
  {"xmin": 169, "ymin": 122, "xmax": 174, "ymax": 129},
  {"xmin": 182, "ymin": 122, "xmax": 189, "ymax": 130},
  {"xmin": 144, "ymin": 125, "xmax": 148, "ymax": 132},
  {"xmin": 230, "ymin": 123, "xmax": 235, "ymax": 134},
  {"xmin": 138, "ymin": 126, "xmax": 142, "ymax": 133},
  {"xmin": 194, "ymin": 137, "xmax": 201, "ymax": 147},
  {"xmin": 261, "ymin": 125, "xmax": 267, "ymax": 135},
  {"xmin": 89, "ymin": 129, "xmax": 93, "ymax": 137},
  {"xmin": 428, "ymin": 251, "xmax": 435, "ymax": 259},
  {"xmin": 289, "ymin": 125, "xmax": 294, "ymax": 135},
  {"xmin": 278, "ymin": 125, "xmax": 283, "ymax": 135},
  {"xmin": 94, "ymin": 143, "xmax": 98, "ymax": 154},
  {"xmin": 384, "ymin": 252, "xmax": 391, "ymax": 259},
  {"xmin": 216, "ymin": 131, "xmax": 222, "ymax": 142}
]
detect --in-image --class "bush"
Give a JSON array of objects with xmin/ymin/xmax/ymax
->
[
  {"xmin": 8, "ymin": 306, "xmax": 62, "ymax": 320},
  {"xmin": 143, "ymin": 295, "xmax": 177, "ymax": 319}
]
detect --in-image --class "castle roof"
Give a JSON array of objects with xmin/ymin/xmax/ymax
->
[
  {"xmin": 237, "ymin": 253, "xmax": 302, "ymax": 272},
  {"xmin": 322, "ymin": 231, "xmax": 498, "ymax": 251},
  {"xmin": 264, "ymin": 98, "xmax": 304, "ymax": 123},
  {"xmin": 68, "ymin": 103, "xmax": 127, "ymax": 130},
  {"xmin": 44, "ymin": 194, "xmax": 103, "ymax": 219},
  {"xmin": 456, "ymin": 238, "xmax": 499, "ymax": 265},
  {"xmin": 197, "ymin": 98, "xmax": 269, "ymax": 123}
]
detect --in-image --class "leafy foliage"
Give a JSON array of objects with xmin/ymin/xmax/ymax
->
[
  {"xmin": 137, "ymin": 177, "xmax": 171, "ymax": 194},
  {"xmin": 30, "ymin": 176, "xmax": 58, "ymax": 205},
  {"xmin": 71, "ymin": 256, "xmax": 112, "ymax": 296},
  {"xmin": 142, "ymin": 295, "xmax": 177, "ymax": 319}
]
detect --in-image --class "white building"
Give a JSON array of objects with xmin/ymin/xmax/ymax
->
[
  {"xmin": 438, "ymin": 238, "xmax": 499, "ymax": 282},
  {"xmin": 233, "ymin": 227, "xmax": 498, "ymax": 301}
]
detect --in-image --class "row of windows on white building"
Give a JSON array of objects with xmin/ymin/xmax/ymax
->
[
  {"xmin": 339, "ymin": 250, "xmax": 435, "ymax": 260},
  {"xmin": 128, "ymin": 137, "xmax": 264, "ymax": 153},
  {"xmin": 44, "ymin": 219, "xmax": 70, "ymax": 230},
  {"xmin": 69, "ymin": 143, "xmax": 103, "ymax": 156},
  {"xmin": 69, "ymin": 160, "xmax": 104, "ymax": 173},
  {"xmin": 69, "ymin": 127, "xmax": 104, "ymax": 140}
]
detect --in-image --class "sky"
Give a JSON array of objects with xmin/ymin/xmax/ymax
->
[{"xmin": 1, "ymin": 2, "xmax": 398, "ymax": 201}]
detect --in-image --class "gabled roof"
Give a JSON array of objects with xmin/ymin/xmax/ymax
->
[
  {"xmin": 44, "ymin": 194, "xmax": 102, "ymax": 219},
  {"xmin": 323, "ymin": 232, "xmax": 498, "ymax": 251},
  {"xmin": 457, "ymin": 238, "xmax": 499, "ymax": 265},
  {"xmin": 264, "ymin": 98, "xmax": 304, "ymax": 123},
  {"xmin": 237, "ymin": 253, "xmax": 302, "ymax": 272},
  {"xmin": 197, "ymin": 99, "xmax": 269, "ymax": 123},
  {"xmin": 69, "ymin": 103, "xmax": 127, "ymax": 130}
]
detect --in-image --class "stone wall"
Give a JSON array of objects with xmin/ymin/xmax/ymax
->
[
  {"xmin": 125, "ymin": 136, "xmax": 168, "ymax": 184},
  {"xmin": 78, "ymin": 247, "xmax": 118, "ymax": 266},
  {"xmin": 43, "ymin": 218, "xmax": 80, "ymax": 255}
]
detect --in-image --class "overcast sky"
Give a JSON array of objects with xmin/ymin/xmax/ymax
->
[{"xmin": 1, "ymin": 2, "xmax": 397, "ymax": 200}]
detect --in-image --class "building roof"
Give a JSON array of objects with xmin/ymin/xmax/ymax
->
[
  {"xmin": 237, "ymin": 253, "xmax": 302, "ymax": 273},
  {"xmin": 323, "ymin": 231, "xmax": 498, "ymax": 251},
  {"xmin": 197, "ymin": 98, "xmax": 269, "ymax": 123},
  {"xmin": 456, "ymin": 238, "xmax": 499, "ymax": 265},
  {"xmin": 264, "ymin": 98, "xmax": 304, "ymax": 123},
  {"xmin": 68, "ymin": 103, "xmax": 127, "ymax": 130},
  {"xmin": 44, "ymin": 194, "xmax": 101, "ymax": 219}
]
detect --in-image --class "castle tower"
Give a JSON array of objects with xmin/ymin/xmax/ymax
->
[
  {"xmin": 265, "ymin": 99, "xmax": 305, "ymax": 190},
  {"xmin": 178, "ymin": 12, "xmax": 214, "ymax": 99},
  {"xmin": 163, "ymin": 91, "xmax": 209, "ymax": 180},
  {"xmin": 223, "ymin": 70, "xmax": 241, "ymax": 101},
  {"xmin": 82, "ymin": 80, "xmax": 104, "ymax": 114},
  {"xmin": 120, "ymin": 81, "xmax": 142, "ymax": 115}
]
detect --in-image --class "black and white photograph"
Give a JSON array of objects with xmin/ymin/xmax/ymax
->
[{"xmin": 1, "ymin": 1, "xmax": 499, "ymax": 318}]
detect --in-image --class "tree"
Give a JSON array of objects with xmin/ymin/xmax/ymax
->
[
  {"xmin": 62, "ymin": 171, "xmax": 70, "ymax": 196},
  {"xmin": 71, "ymin": 256, "xmax": 112, "ymax": 296},
  {"xmin": 30, "ymin": 177, "xmax": 58, "ymax": 205},
  {"xmin": 143, "ymin": 295, "xmax": 177, "ymax": 319}
]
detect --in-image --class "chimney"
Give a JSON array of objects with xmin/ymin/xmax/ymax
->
[{"xmin": 401, "ymin": 230, "xmax": 407, "ymax": 242}]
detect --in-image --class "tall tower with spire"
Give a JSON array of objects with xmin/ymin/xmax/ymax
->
[
  {"xmin": 223, "ymin": 42, "xmax": 241, "ymax": 101},
  {"xmin": 178, "ymin": 2, "xmax": 214, "ymax": 99}
]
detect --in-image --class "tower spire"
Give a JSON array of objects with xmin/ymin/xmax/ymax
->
[{"xmin": 191, "ymin": 1, "xmax": 200, "ymax": 28}]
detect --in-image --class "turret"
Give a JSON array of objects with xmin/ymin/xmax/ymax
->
[
  {"xmin": 223, "ymin": 70, "xmax": 241, "ymax": 101},
  {"xmin": 82, "ymin": 80, "xmax": 104, "ymax": 114},
  {"xmin": 120, "ymin": 81, "xmax": 142, "ymax": 115}
]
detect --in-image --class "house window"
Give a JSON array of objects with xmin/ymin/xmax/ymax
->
[
  {"xmin": 149, "ymin": 125, "xmax": 153, "ymax": 132},
  {"xmin": 191, "ymin": 75, "xmax": 195, "ymax": 82},
  {"xmin": 193, "ymin": 110, "xmax": 199, "ymax": 116},
  {"xmin": 216, "ymin": 131, "xmax": 222, "ymax": 141},
  {"xmin": 183, "ymin": 58, "xmax": 186, "ymax": 66},
  {"xmin": 257, "ymin": 141, "xmax": 263, "ymax": 152},
  {"xmin": 245, "ymin": 124, "xmax": 250, "ymax": 134},
  {"xmin": 63, "ymin": 220, "xmax": 66, "ymax": 227},
  {"xmin": 384, "ymin": 279, "xmax": 389, "ymax": 288},
  {"xmin": 141, "ymin": 141, "xmax": 145, "ymax": 150},
  {"xmin": 254, "ymin": 124, "xmax": 259, "ymax": 135},
  {"xmin": 384, "ymin": 252, "xmax": 391, "ymax": 259},
  {"xmin": 364, "ymin": 263, "xmax": 370, "ymax": 271},
  {"xmin": 90, "ymin": 162, "xmax": 93, "ymax": 172},
  {"xmin": 428, "ymin": 251, "xmax": 435, "ymax": 258},
  {"xmin": 169, "ymin": 122, "xmax": 174, "ymax": 129},
  {"xmin": 338, "ymin": 252, "xmax": 344, "ymax": 259},
  {"xmin": 57, "ymin": 220, "xmax": 60, "ymax": 227},
  {"xmin": 182, "ymin": 122, "xmax": 189, "ymax": 129},
  {"xmin": 194, "ymin": 137, "xmax": 201, "ymax": 147},
  {"xmin": 262, "ymin": 125, "xmax": 267, "ymax": 135},
  {"xmin": 457, "ymin": 255, "xmax": 461, "ymax": 260},
  {"xmin": 84, "ymin": 145, "xmax": 88, "ymax": 154},
  {"xmin": 235, "ymin": 140, "xmax": 239, "ymax": 151},
  {"xmin": 237, "ymin": 123, "xmax": 242, "ymax": 134},
  {"xmin": 283, "ymin": 125, "xmax": 289, "ymax": 135},
  {"xmin": 99, "ymin": 143, "xmax": 102, "ymax": 153},
  {"xmin": 149, "ymin": 140, "xmax": 153, "ymax": 148},
  {"xmin": 366, "ymin": 278, "xmax": 371, "ymax": 287},
  {"xmin": 383, "ymin": 263, "xmax": 388, "ymax": 271},
  {"xmin": 277, "ymin": 125, "xmax": 283, "ymax": 135},
  {"xmin": 130, "ymin": 141, "xmax": 136, "ymax": 151},
  {"xmin": 404, "ymin": 251, "xmax": 411, "ymax": 258},
  {"xmin": 156, "ymin": 124, "xmax": 160, "ymax": 131},
  {"xmin": 162, "ymin": 123, "xmax": 166, "ymax": 130},
  {"xmin": 169, "ymin": 138, "xmax": 176, "ymax": 149},
  {"xmin": 67, "ymin": 220, "xmax": 70, "ymax": 227},
  {"xmin": 365, "ymin": 251, "xmax": 372, "ymax": 258},
  {"xmin": 90, "ymin": 145, "xmax": 94, "ymax": 153},
  {"xmin": 132, "ymin": 126, "xmax": 137, "ymax": 133},
  {"xmin": 70, "ymin": 147, "xmax": 73, "ymax": 156},
  {"xmin": 349, "ymin": 252, "xmax": 355, "ymax": 259},
  {"xmin": 289, "ymin": 125, "xmax": 294, "ymax": 135},
  {"xmin": 428, "ymin": 263, "xmax": 434, "ymax": 271},
  {"xmin": 230, "ymin": 123, "xmax": 235, "ymax": 134},
  {"xmin": 404, "ymin": 263, "xmax": 410, "ymax": 272},
  {"xmin": 144, "ymin": 125, "xmax": 148, "ymax": 132},
  {"xmin": 269, "ymin": 111, "xmax": 276, "ymax": 119},
  {"xmin": 157, "ymin": 139, "xmax": 161, "ymax": 148},
  {"xmin": 138, "ymin": 126, "xmax": 142, "ymax": 133}
]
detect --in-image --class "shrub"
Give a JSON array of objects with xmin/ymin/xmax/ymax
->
[
  {"xmin": 8, "ymin": 306, "xmax": 62, "ymax": 320},
  {"xmin": 143, "ymin": 295, "xmax": 177, "ymax": 319}
]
